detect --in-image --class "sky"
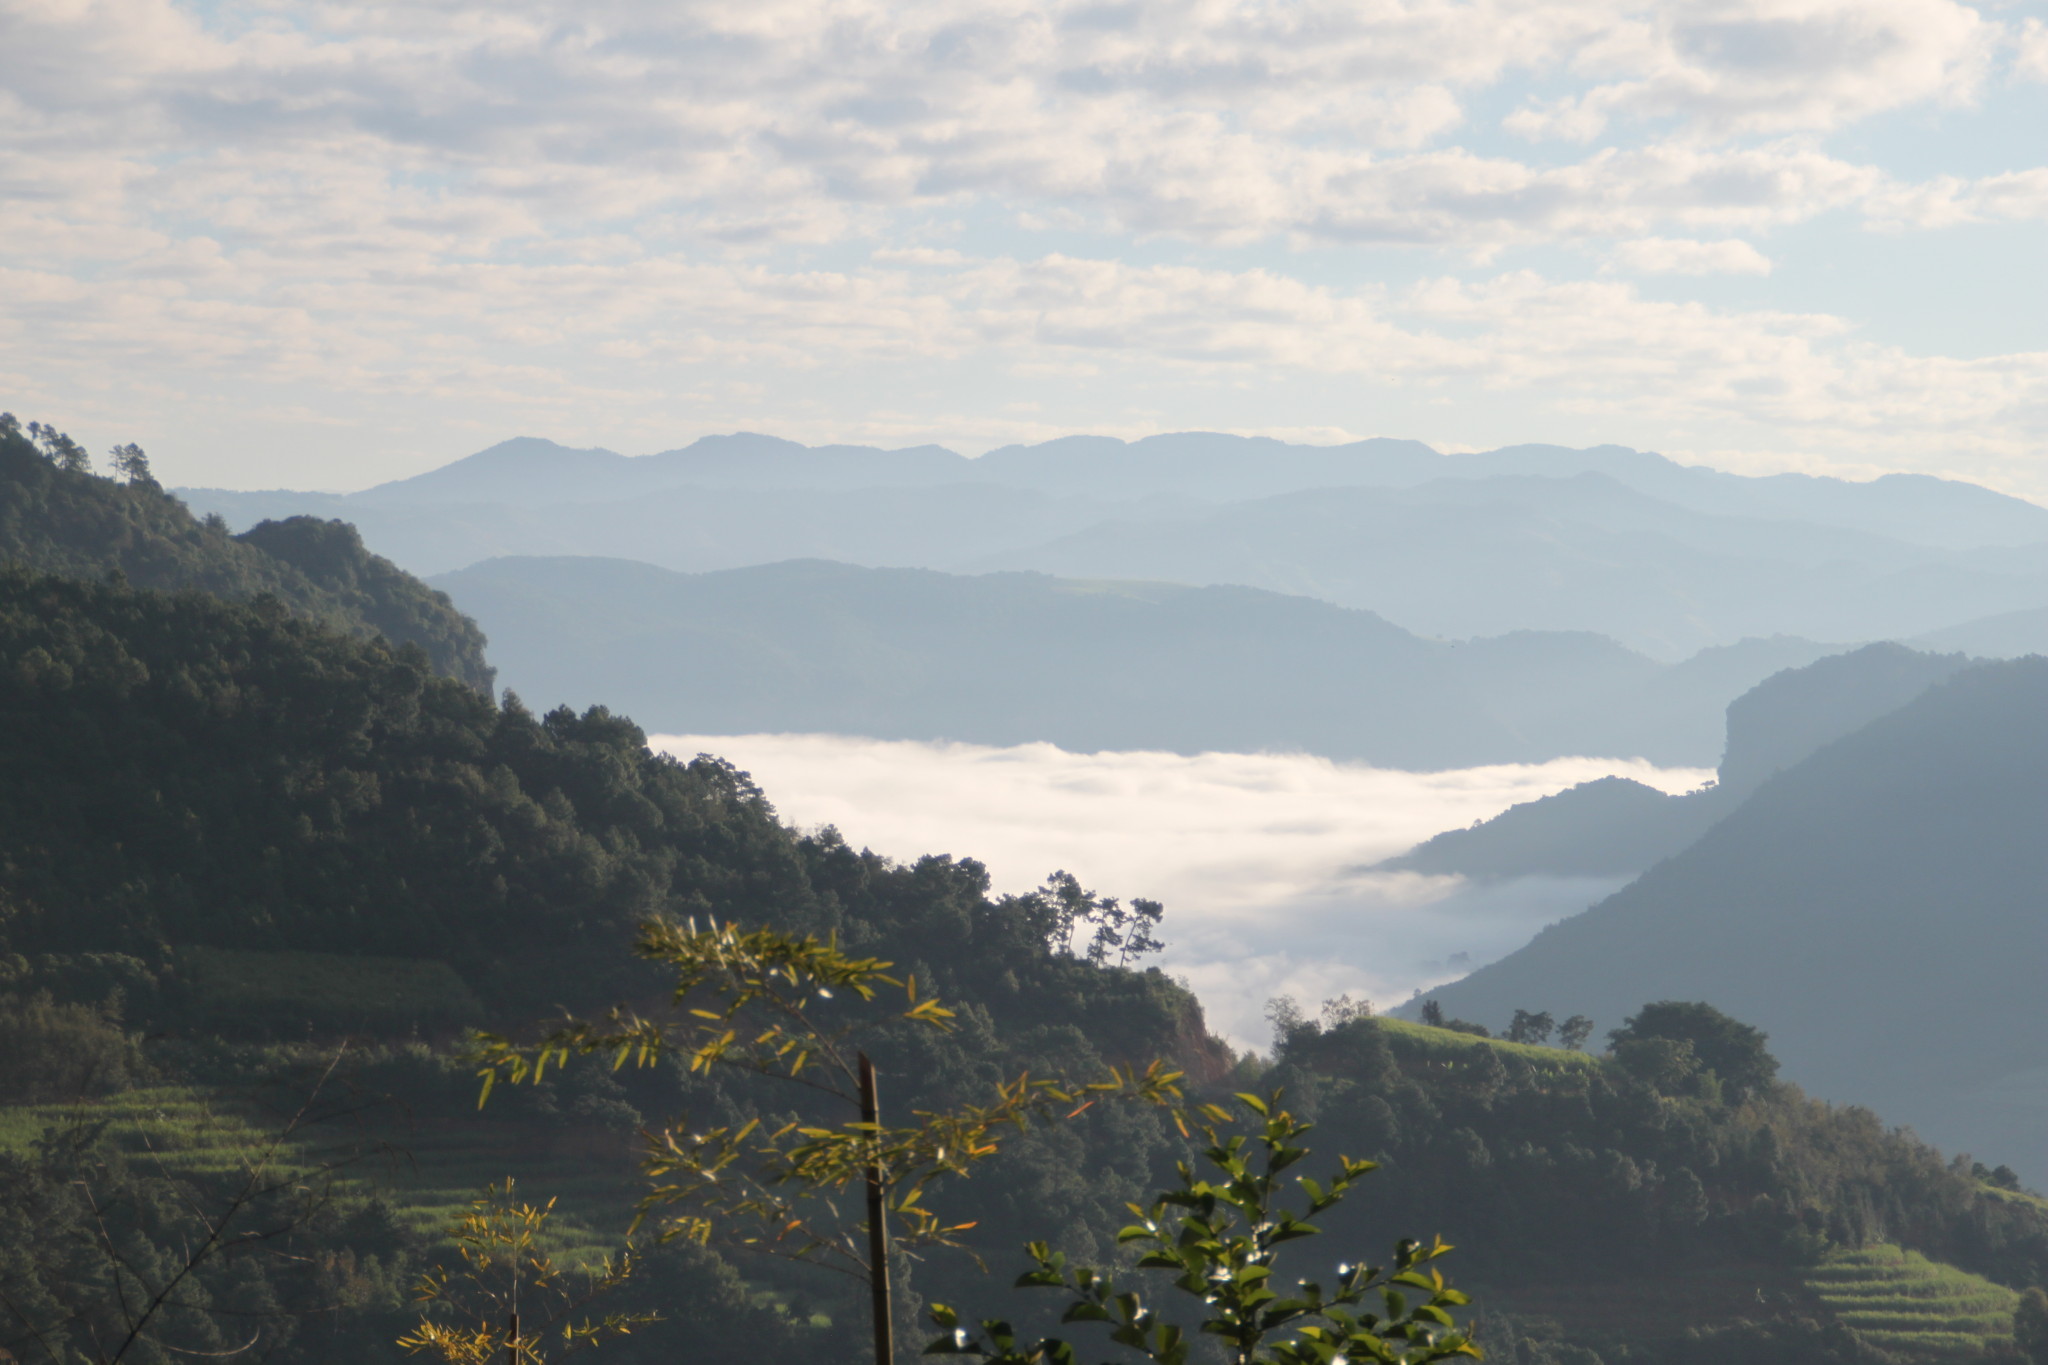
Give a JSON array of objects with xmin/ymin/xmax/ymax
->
[
  {"xmin": 652, "ymin": 731, "xmax": 1711, "ymax": 1047},
  {"xmin": 3, "ymin": 0, "xmax": 2047, "ymax": 495}
]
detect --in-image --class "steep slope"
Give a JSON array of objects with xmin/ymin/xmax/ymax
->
[
  {"xmin": 1, "ymin": 420, "xmax": 492, "ymax": 689},
  {"xmin": 1406, "ymin": 656, "xmax": 2048, "ymax": 1180},
  {"xmin": 1387, "ymin": 643, "xmax": 1976, "ymax": 878},
  {"xmin": 430, "ymin": 555, "xmax": 1856, "ymax": 769}
]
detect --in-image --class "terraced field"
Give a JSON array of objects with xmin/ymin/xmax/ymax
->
[
  {"xmin": 0, "ymin": 1085, "xmax": 638, "ymax": 1266},
  {"xmin": 1803, "ymin": 1245, "xmax": 2017, "ymax": 1360}
]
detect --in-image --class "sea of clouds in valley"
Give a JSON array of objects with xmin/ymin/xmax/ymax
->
[{"xmin": 652, "ymin": 733, "xmax": 1710, "ymax": 1048}]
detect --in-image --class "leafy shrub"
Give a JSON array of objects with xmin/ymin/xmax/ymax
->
[{"xmin": 0, "ymin": 991, "xmax": 147, "ymax": 1102}]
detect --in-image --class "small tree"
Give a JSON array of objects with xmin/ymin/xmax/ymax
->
[
  {"xmin": 472, "ymin": 917, "xmax": 1184, "ymax": 1364},
  {"xmin": 400, "ymin": 1181, "xmax": 652, "ymax": 1364},
  {"xmin": 2014, "ymin": 1286, "xmax": 2048, "ymax": 1365},
  {"xmin": 1320, "ymin": 994, "xmax": 1371, "ymax": 1029},
  {"xmin": 927, "ymin": 1092, "xmax": 1481, "ymax": 1365},
  {"xmin": 108, "ymin": 443, "xmax": 158, "ymax": 491},
  {"xmin": 28, "ymin": 422, "xmax": 90, "ymax": 474},
  {"xmin": 1556, "ymin": 1016, "xmax": 1594, "ymax": 1052},
  {"xmin": 1505, "ymin": 1011, "xmax": 1554, "ymax": 1046},
  {"xmin": 1610, "ymin": 1001, "xmax": 1776, "ymax": 1098},
  {"xmin": 1023, "ymin": 872, "xmax": 1166, "ymax": 968}
]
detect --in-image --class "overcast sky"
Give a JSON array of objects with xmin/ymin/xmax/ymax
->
[{"xmin": 4, "ymin": 0, "xmax": 2045, "ymax": 493}]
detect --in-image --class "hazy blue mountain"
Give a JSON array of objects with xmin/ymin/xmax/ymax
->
[
  {"xmin": 1402, "ymin": 655, "xmax": 2048, "ymax": 1179},
  {"xmin": 1382, "ymin": 776, "xmax": 1714, "ymax": 879},
  {"xmin": 430, "ymin": 555, "xmax": 1858, "ymax": 769},
  {"xmin": 191, "ymin": 432, "xmax": 2048, "ymax": 549},
  {"xmin": 181, "ymin": 480, "xmax": 1213, "ymax": 578},
  {"xmin": 1384, "ymin": 643, "xmax": 1974, "ymax": 878},
  {"xmin": 974, "ymin": 474, "xmax": 2048, "ymax": 656},
  {"xmin": 1909, "ymin": 603, "xmax": 2048, "ymax": 658},
  {"xmin": 179, "ymin": 432, "xmax": 2048, "ymax": 654}
]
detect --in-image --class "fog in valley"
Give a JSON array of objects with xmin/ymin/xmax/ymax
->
[{"xmin": 652, "ymin": 732, "xmax": 1709, "ymax": 1045}]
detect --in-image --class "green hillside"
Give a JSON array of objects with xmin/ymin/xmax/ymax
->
[
  {"xmin": 5, "ymin": 549, "xmax": 2048, "ymax": 1365},
  {"xmin": 1412, "ymin": 654, "xmax": 2048, "ymax": 1185},
  {"xmin": 0, "ymin": 413, "xmax": 492, "ymax": 689}
]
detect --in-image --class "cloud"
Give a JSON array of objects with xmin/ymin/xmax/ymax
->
[
  {"xmin": 2014, "ymin": 17, "xmax": 2048, "ymax": 83},
  {"xmin": 649, "ymin": 732, "xmax": 1711, "ymax": 1047},
  {"xmin": 1608, "ymin": 236, "xmax": 1773, "ymax": 274},
  {"xmin": 0, "ymin": 0, "xmax": 2019, "ymax": 261},
  {"xmin": 3, "ymin": 0, "xmax": 2045, "ymax": 493},
  {"xmin": 1506, "ymin": 0, "xmax": 1997, "ymax": 142}
]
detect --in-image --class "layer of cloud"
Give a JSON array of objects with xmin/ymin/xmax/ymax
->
[
  {"xmin": 2, "ymin": 0, "xmax": 2044, "ymax": 492},
  {"xmin": 1608, "ymin": 236, "xmax": 1774, "ymax": 274},
  {"xmin": 0, "ymin": 2, "xmax": 2028, "ymax": 261},
  {"xmin": 651, "ymin": 731, "xmax": 1711, "ymax": 1046}
]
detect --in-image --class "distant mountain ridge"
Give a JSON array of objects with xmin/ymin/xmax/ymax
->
[
  {"xmin": 195, "ymin": 431, "xmax": 2048, "ymax": 548},
  {"xmin": 178, "ymin": 432, "xmax": 2048, "ymax": 657},
  {"xmin": 430, "ymin": 554, "xmax": 1850, "ymax": 770}
]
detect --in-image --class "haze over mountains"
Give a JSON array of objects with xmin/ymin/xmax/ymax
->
[
  {"xmin": 1407, "ymin": 655, "xmax": 2048, "ymax": 1183},
  {"xmin": 1386, "ymin": 644, "xmax": 1977, "ymax": 877},
  {"xmin": 181, "ymin": 432, "xmax": 2048, "ymax": 659},
  {"xmin": 436, "ymin": 555, "xmax": 1843, "ymax": 770}
]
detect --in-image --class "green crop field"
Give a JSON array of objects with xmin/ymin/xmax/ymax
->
[
  {"xmin": 1374, "ymin": 1017, "xmax": 1606, "ymax": 1076},
  {"xmin": 1803, "ymin": 1245, "xmax": 2016, "ymax": 1360},
  {"xmin": 0, "ymin": 1085, "xmax": 639, "ymax": 1268}
]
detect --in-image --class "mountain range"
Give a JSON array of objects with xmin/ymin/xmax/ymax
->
[
  {"xmin": 430, "ymin": 555, "xmax": 1853, "ymax": 769},
  {"xmin": 179, "ymin": 432, "xmax": 2048, "ymax": 658}
]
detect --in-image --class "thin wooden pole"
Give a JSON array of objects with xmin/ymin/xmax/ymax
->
[{"xmin": 859, "ymin": 1052, "xmax": 892, "ymax": 1365}]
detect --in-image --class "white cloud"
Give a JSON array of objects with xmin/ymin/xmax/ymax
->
[
  {"xmin": 650, "ymin": 732, "xmax": 1712, "ymax": 1047},
  {"xmin": 2014, "ymin": 17, "xmax": 2048, "ymax": 82},
  {"xmin": 1865, "ymin": 167, "xmax": 2048, "ymax": 229},
  {"xmin": 1508, "ymin": 0, "xmax": 1997, "ymax": 142},
  {"xmin": 1609, "ymin": 236, "xmax": 1773, "ymax": 274},
  {"xmin": 2, "ymin": 0, "xmax": 2044, "ymax": 492}
]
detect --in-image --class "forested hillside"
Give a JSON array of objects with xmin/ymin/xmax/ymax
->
[
  {"xmin": 0, "ymin": 562, "xmax": 1224, "ymax": 1360},
  {"xmin": 6, "ymin": 562, "xmax": 2048, "ymax": 1365},
  {"xmin": 0, "ymin": 414, "xmax": 492, "ymax": 689},
  {"xmin": 1412, "ymin": 655, "xmax": 2048, "ymax": 1183}
]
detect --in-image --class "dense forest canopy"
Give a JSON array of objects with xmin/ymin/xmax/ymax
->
[{"xmin": 0, "ymin": 413, "xmax": 492, "ymax": 689}]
